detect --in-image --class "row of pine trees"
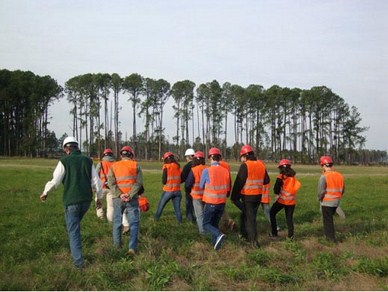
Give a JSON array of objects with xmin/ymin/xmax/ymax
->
[{"xmin": 1, "ymin": 69, "xmax": 386, "ymax": 164}]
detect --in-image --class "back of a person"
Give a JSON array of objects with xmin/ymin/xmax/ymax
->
[
  {"xmin": 61, "ymin": 151, "xmax": 93, "ymax": 205},
  {"xmin": 163, "ymin": 162, "xmax": 181, "ymax": 192},
  {"xmin": 203, "ymin": 164, "xmax": 230, "ymax": 204}
]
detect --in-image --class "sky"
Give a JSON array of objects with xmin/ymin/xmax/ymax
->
[{"xmin": 1, "ymin": 0, "xmax": 387, "ymax": 150}]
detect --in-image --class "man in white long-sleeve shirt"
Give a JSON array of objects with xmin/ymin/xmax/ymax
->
[{"xmin": 40, "ymin": 137, "xmax": 102, "ymax": 268}]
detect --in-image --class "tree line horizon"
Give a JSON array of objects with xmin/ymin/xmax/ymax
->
[{"xmin": 1, "ymin": 68, "xmax": 386, "ymax": 164}]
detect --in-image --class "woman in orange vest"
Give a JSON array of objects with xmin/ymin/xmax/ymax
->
[
  {"xmin": 231, "ymin": 145, "xmax": 270, "ymax": 248},
  {"xmin": 154, "ymin": 152, "xmax": 183, "ymax": 223},
  {"xmin": 185, "ymin": 151, "xmax": 207, "ymax": 234},
  {"xmin": 318, "ymin": 155, "xmax": 345, "ymax": 242},
  {"xmin": 200, "ymin": 147, "xmax": 231, "ymax": 250},
  {"xmin": 269, "ymin": 159, "xmax": 301, "ymax": 240}
]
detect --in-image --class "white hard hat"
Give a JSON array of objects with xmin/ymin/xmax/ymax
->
[
  {"xmin": 185, "ymin": 148, "xmax": 195, "ymax": 156},
  {"xmin": 63, "ymin": 136, "xmax": 79, "ymax": 148}
]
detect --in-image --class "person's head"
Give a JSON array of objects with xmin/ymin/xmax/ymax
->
[
  {"xmin": 193, "ymin": 151, "xmax": 206, "ymax": 166},
  {"xmin": 239, "ymin": 144, "xmax": 255, "ymax": 162},
  {"xmin": 184, "ymin": 148, "xmax": 195, "ymax": 161},
  {"xmin": 62, "ymin": 136, "xmax": 79, "ymax": 154},
  {"xmin": 120, "ymin": 146, "xmax": 134, "ymax": 159},
  {"xmin": 208, "ymin": 147, "xmax": 221, "ymax": 162},
  {"xmin": 103, "ymin": 148, "xmax": 113, "ymax": 157},
  {"xmin": 163, "ymin": 151, "xmax": 177, "ymax": 164},
  {"xmin": 278, "ymin": 159, "xmax": 295, "ymax": 176},
  {"xmin": 320, "ymin": 155, "xmax": 333, "ymax": 171}
]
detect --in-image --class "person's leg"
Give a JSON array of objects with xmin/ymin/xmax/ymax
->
[
  {"xmin": 270, "ymin": 201, "xmax": 283, "ymax": 236},
  {"xmin": 185, "ymin": 189, "xmax": 195, "ymax": 222},
  {"xmin": 106, "ymin": 191, "xmax": 114, "ymax": 223},
  {"xmin": 321, "ymin": 206, "xmax": 337, "ymax": 241},
  {"xmin": 65, "ymin": 201, "xmax": 90, "ymax": 267},
  {"xmin": 336, "ymin": 206, "xmax": 346, "ymax": 219},
  {"xmin": 125, "ymin": 200, "xmax": 140, "ymax": 251},
  {"xmin": 112, "ymin": 197, "xmax": 123, "ymax": 247},
  {"xmin": 203, "ymin": 204, "xmax": 222, "ymax": 244},
  {"xmin": 262, "ymin": 203, "xmax": 271, "ymax": 223},
  {"xmin": 171, "ymin": 191, "xmax": 183, "ymax": 223},
  {"xmin": 193, "ymin": 199, "xmax": 205, "ymax": 234},
  {"xmin": 284, "ymin": 205, "xmax": 295, "ymax": 238},
  {"xmin": 154, "ymin": 192, "xmax": 171, "ymax": 220},
  {"xmin": 244, "ymin": 199, "xmax": 260, "ymax": 243}
]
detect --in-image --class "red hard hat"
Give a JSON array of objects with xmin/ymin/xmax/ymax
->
[
  {"xmin": 138, "ymin": 196, "xmax": 150, "ymax": 212},
  {"xmin": 103, "ymin": 148, "xmax": 113, "ymax": 155},
  {"xmin": 240, "ymin": 145, "xmax": 254, "ymax": 156},
  {"xmin": 278, "ymin": 159, "xmax": 291, "ymax": 168},
  {"xmin": 120, "ymin": 146, "xmax": 134, "ymax": 156},
  {"xmin": 208, "ymin": 147, "xmax": 221, "ymax": 158},
  {"xmin": 320, "ymin": 156, "xmax": 333, "ymax": 165},
  {"xmin": 194, "ymin": 151, "xmax": 205, "ymax": 159},
  {"xmin": 163, "ymin": 151, "xmax": 174, "ymax": 160}
]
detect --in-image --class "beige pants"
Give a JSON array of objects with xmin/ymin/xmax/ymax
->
[{"xmin": 96, "ymin": 189, "xmax": 129, "ymax": 226}]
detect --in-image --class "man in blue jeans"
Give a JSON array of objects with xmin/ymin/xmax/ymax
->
[
  {"xmin": 107, "ymin": 146, "xmax": 143, "ymax": 256},
  {"xmin": 40, "ymin": 137, "xmax": 103, "ymax": 268}
]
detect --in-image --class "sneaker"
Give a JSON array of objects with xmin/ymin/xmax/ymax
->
[
  {"xmin": 127, "ymin": 249, "xmax": 136, "ymax": 257},
  {"xmin": 122, "ymin": 226, "xmax": 130, "ymax": 235},
  {"xmin": 214, "ymin": 234, "xmax": 225, "ymax": 250}
]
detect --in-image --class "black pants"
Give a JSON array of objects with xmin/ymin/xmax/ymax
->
[
  {"xmin": 240, "ymin": 195, "xmax": 261, "ymax": 243},
  {"xmin": 185, "ymin": 188, "xmax": 195, "ymax": 222},
  {"xmin": 270, "ymin": 201, "xmax": 295, "ymax": 238},
  {"xmin": 321, "ymin": 206, "xmax": 337, "ymax": 241}
]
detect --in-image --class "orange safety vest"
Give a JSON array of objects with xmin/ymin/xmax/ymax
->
[
  {"xmin": 323, "ymin": 171, "xmax": 344, "ymax": 202},
  {"xmin": 163, "ymin": 163, "xmax": 182, "ymax": 192},
  {"xmin": 277, "ymin": 174, "xmax": 301, "ymax": 206},
  {"xmin": 110, "ymin": 160, "xmax": 138, "ymax": 194},
  {"xmin": 99, "ymin": 160, "xmax": 114, "ymax": 189},
  {"xmin": 190, "ymin": 164, "xmax": 207, "ymax": 200},
  {"xmin": 241, "ymin": 160, "xmax": 266, "ymax": 195},
  {"xmin": 261, "ymin": 183, "xmax": 271, "ymax": 204},
  {"xmin": 219, "ymin": 160, "xmax": 231, "ymax": 172},
  {"xmin": 203, "ymin": 165, "xmax": 230, "ymax": 204}
]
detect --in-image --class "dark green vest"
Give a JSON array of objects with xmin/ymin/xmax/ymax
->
[{"xmin": 60, "ymin": 151, "xmax": 93, "ymax": 206}]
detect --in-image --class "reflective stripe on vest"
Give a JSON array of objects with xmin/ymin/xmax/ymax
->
[
  {"xmin": 99, "ymin": 160, "xmax": 114, "ymax": 189},
  {"xmin": 191, "ymin": 164, "xmax": 207, "ymax": 199},
  {"xmin": 163, "ymin": 163, "xmax": 182, "ymax": 192},
  {"xmin": 111, "ymin": 160, "xmax": 138, "ymax": 194},
  {"xmin": 277, "ymin": 175, "xmax": 301, "ymax": 206},
  {"xmin": 261, "ymin": 183, "xmax": 271, "ymax": 203},
  {"xmin": 323, "ymin": 171, "xmax": 344, "ymax": 202},
  {"xmin": 203, "ymin": 165, "xmax": 230, "ymax": 204},
  {"xmin": 241, "ymin": 160, "xmax": 266, "ymax": 195}
]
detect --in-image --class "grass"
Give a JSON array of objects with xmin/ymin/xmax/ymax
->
[{"xmin": 0, "ymin": 158, "xmax": 387, "ymax": 290}]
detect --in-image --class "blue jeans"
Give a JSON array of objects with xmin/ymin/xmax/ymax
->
[
  {"xmin": 154, "ymin": 191, "xmax": 182, "ymax": 223},
  {"xmin": 113, "ymin": 197, "xmax": 140, "ymax": 250},
  {"xmin": 64, "ymin": 201, "xmax": 91, "ymax": 267},
  {"xmin": 203, "ymin": 203, "xmax": 225, "ymax": 244}
]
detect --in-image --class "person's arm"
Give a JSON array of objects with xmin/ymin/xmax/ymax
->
[
  {"xmin": 263, "ymin": 170, "xmax": 270, "ymax": 185},
  {"xmin": 199, "ymin": 168, "xmax": 209, "ymax": 190},
  {"xmin": 162, "ymin": 167, "xmax": 167, "ymax": 184},
  {"xmin": 181, "ymin": 162, "xmax": 192, "ymax": 183},
  {"xmin": 317, "ymin": 175, "xmax": 326, "ymax": 201},
  {"xmin": 185, "ymin": 170, "xmax": 195, "ymax": 190},
  {"xmin": 231, "ymin": 163, "xmax": 247, "ymax": 202},
  {"xmin": 107, "ymin": 167, "xmax": 121, "ymax": 198},
  {"xmin": 128, "ymin": 166, "xmax": 143, "ymax": 199},
  {"xmin": 40, "ymin": 161, "xmax": 65, "ymax": 201},
  {"xmin": 273, "ymin": 178, "xmax": 283, "ymax": 195}
]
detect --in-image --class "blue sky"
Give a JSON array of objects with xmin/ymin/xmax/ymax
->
[{"xmin": 1, "ymin": 0, "xmax": 387, "ymax": 150}]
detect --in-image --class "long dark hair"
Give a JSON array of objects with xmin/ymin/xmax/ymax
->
[
  {"xmin": 165, "ymin": 156, "xmax": 180, "ymax": 168},
  {"xmin": 193, "ymin": 157, "xmax": 205, "ymax": 166},
  {"xmin": 279, "ymin": 166, "xmax": 296, "ymax": 178}
]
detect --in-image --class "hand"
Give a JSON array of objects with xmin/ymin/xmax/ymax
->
[
  {"xmin": 40, "ymin": 193, "xmax": 47, "ymax": 202},
  {"xmin": 120, "ymin": 193, "xmax": 130, "ymax": 202},
  {"xmin": 96, "ymin": 199, "xmax": 102, "ymax": 209}
]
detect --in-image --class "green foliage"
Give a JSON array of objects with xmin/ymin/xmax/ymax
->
[{"xmin": 354, "ymin": 257, "xmax": 388, "ymax": 277}]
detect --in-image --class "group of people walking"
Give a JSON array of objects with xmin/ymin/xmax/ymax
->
[{"xmin": 40, "ymin": 137, "xmax": 345, "ymax": 268}]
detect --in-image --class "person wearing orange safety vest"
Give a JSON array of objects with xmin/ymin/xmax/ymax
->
[
  {"xmin": 231, "ymin": 145, "xmax": 270, "ymax": 248},
  {"xmin": 318, "ymin": 155, "xmax": 345, "ymax": 242},
  {"xmin": 185, "ymin": 151, "xmax": 207, "ymax": 234},
  {"xmin": 200, "ymin": 147, "xmax": 231, "ymax": 250},
  {"xmin": 107, "ymin": 146, "xmax": 142, "ymax": 256},
  {"xmin": 154, "ymin": 152, "xmax": 183, "ymax": 223},
  {"xmin": 95, "ymin": 149, "xmax": 115, "ymax": 221},
  {"xmin": 260, "ymin": 183, "xmax": 271, "ymax": 223},
  {"xmin": 269, "ymin": 159, "xmax": 301, "ymax": 240}
]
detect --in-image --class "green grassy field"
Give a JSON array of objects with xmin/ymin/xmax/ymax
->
[{"xmin": 0, "ymin": 158, "xmax": 387, "ymax": 290}]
